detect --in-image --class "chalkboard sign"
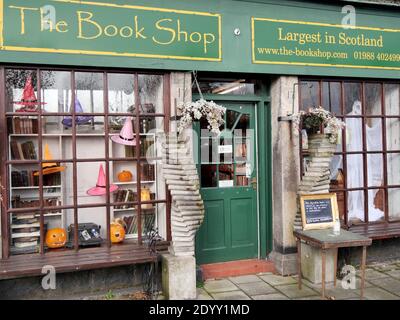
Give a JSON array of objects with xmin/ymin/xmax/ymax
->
[{"xmin": 300, "ymin": 193, "xmax": 339, "ymax": 230}]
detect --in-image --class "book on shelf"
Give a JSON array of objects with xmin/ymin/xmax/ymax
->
[
  {"xmin": 140, "ymin": 164, "xmax": 155, "ymax": 181},
  {"xmin": 11, "ymin": 196, "xmax": 61, "ymax": 211},
  {"xmin": 236, "ymin": 176, "xmax": 248, "ymax": 186},
  {"xmin": 8, "ymin": 117, "xmax": 39, "ymax": 135},
  {"xmin": 10, "ymin": 140, "xmax": 37, "ymax": 160}
]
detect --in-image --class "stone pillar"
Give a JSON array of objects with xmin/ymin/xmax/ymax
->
[
  {"xmin": 162, "ymin": 254, "xmax": 197, "ymax": 300},
  {"xmin": 269, "ymin": 76, "xmax": 300, "ymax": 275}
]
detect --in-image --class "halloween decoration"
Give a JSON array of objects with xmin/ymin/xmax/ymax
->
[
  {"xmin": 62, "ymin": 98, "xmax": 94, "ymax": 127},
  {"xmin": 141, "ymin": 186, "xmax": 153, "ymax": 209},
  {"xmin": 45, "ymin": 228, "xmax": 67, "ymax": 249},
  {"xmin": 110, "ymin": 219, "xmax": 126, "ymax": 243},
  {"xmin": 87, "ymin": 164, "xmax": 118, "ymax": 196},
  {"xmin": 13, "ymin": 76, "xmax": 46, "ymax": 112},
  {"xmin": 111, "ymin": 116, "xmax": 136, "ymax": 146},
  {"xmin": 117, "ymin": 170, "xmax": 133, "ymax": 183},
  {"xmin": 34, "ymin": 143, "xmax": 66, "ymax": 176}
]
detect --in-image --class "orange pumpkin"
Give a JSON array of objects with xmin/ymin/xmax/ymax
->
[
  {"xmin": 45, "ymin": 228, "xmax": 67, "ymax": 249},
  {"xmin": 118, "ymin": 170, "xmax": 133, "ymax": 182},
  {"xmin": 110, "ymin": 222, "xmax": 126, "ymax": 243}
]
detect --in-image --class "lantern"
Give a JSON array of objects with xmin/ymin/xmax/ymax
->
[
  {"xmin": 45, "ymin": 228, "xmax": 67, "ymax": 249},
  {"xmin": 110, "ymin": 222, "xmax": 126, "ymax": 243},
  {"xmin": 117, "ymin": 170, "xmax": 133, "ymax": 182}
]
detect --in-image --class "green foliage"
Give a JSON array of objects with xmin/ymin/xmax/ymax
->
[{"xmin": 105, "ymin": 290, "xmax": 115, "ymax": 300}]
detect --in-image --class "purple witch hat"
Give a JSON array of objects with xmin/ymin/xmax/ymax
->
[{"xmin": 62, "ymin": 99, "xmax": 94, "ymax": 127}]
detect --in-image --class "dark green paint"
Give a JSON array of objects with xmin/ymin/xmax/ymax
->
[
  {"xmin": 0, "ymin": 0, "xmax": 399, "ymax": 78},
  {"xmin": 253, "ymin": 18, "xmax": 400, "ymax": 70},
  {"xmin": 195, "ymin": 102, "xmax": 259, "ymax": 264},
  {"xmin": 3, "ymin": 0, "xmax": 221, "ymax": 61}
]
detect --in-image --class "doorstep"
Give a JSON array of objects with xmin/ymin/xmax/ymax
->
[{"xmin": 200, "ymin": 259, "xmax": 276, "ymax": 280}]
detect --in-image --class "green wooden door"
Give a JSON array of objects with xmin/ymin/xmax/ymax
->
[{"xmin": 195, "ymin": 103, "xmax": 258, "ymax": 264}]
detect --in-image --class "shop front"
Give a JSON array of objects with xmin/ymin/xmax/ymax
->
[{"xmin": 0, "ymin": 0, "xmax": 399, "ymax": 290}]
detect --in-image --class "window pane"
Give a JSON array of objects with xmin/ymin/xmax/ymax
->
[
  {"xmin": 346, "ymin": 154, "xmax": 364, "ymax": 188},
  {"xmin": 384, "ymin": 84, "xmax": 399, "ymax": 115},
  {"xmin": 347, "ymin": 190, "xmax": 365, "ymax": 223},
  {"xmin": 108, "ymin": 73, "xmax": 135, "ymax": 114},
  {"xmin": 194, "ymin": 79, "xmax": 256, "ymax": 95},
  {"xmin": 365, "ymin": 83, "xmax": 382, "ymax": 116},
  {"xmin": 218, "ymin": 164, "xmax": 234, "ymax": 187},
  {"xmin": 386, "ymin": 118, "xmax": 400, "ymax": 151},
  {"xmin": 201, "ymin": 164, "xmax": 217, "ymax": 188},
  {"xmin": 77, "ymin": 162, "xmax": 110, "ymax": 205},
  {"xmin": 322, "ymin": 82, "xmax": 341, "ymax": 115},
  {"xmin": 138, "ymin": 75, "xmax": 163, "ymax": 114},
  {"xmin": 6, "ymin": 69, "xmax": 38, "ymax": 113},
  {"xmin": 41, "ymin": 71, "xmax": 71, "ymax": 113},
  {"xmin": 389, "ymin": 188, "xmax": 400, "ymax": 221},
  {"xmin": 369, "ymin": 188, "xmax": 385, "ymax": 222},
  {"xmin": 387, "ymin": 153, "xmax": 400, "ymax": 186},
  {"xmin": 75, "ymin": 72, "xmax": 104, "ymax": 113},
  {"xmin": 366, "ymin": 118, "xmax": 382, "ymax": 151},
  {"xmin": 367, "ymin": 154, "xmax": 383, "ymax": 187},
  {"xmin": 344, "ymin": 82, "xmax": 362, "ymax": 114},
  {"xmin": 300, "ymin": 81, "xmax": 319, "ymax": 110},
  {"xmin": 345, "ymin": 118, "xmax": 363, "ymax": 152}
]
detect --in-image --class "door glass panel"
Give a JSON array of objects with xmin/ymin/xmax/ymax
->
[
  {"xmin": 218, "ymin": 164, "xmax": 234, "ymax": 187},
  {"xmin": 219, "ymin": 136, "xmax": 233, "ymax": 163},
  {"xmin": 201, "ymin": 164, "xmax": 217, "ymax": 188},
  {"xmin": 226, "ymin": 110, "xmax": 240, "ymax": 130}
]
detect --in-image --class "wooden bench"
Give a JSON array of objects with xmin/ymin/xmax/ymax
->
[
  {"xmin": 0, "ymin": 240, "xmax": 169, "ymax": 280},
  {"xmin": 348, "ymin": 221, "xmax": 400, "ymax": 240}
]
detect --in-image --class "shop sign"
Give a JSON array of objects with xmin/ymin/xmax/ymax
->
[
  {"xmin": 252, "ymin": 18, "xmax": 400, "ymax": 70},
  {"xmin": 1, "ymin": 0, "xmax": 222, "ymax": 61}
]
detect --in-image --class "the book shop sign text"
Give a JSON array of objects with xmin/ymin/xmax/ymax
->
[
  {"xmin": 1, "ymin": 0, "xmax": 221, "ymax": 61},
  {"xmin": 252, "ymin": 18, "xmax": 400, "ymax": 70}
]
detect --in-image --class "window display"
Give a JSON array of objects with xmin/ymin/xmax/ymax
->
[
  {"xmin": 3, "ymin": 68, "xmax": 169, "ymax": 257},
  {"xmin": 300, "ymin": 80, "xmax": 400, "ymax": 226}
]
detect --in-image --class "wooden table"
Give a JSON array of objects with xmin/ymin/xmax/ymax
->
[{"xmin": 293, "ymin": 229, "xmax": 372, "ymax": 299}]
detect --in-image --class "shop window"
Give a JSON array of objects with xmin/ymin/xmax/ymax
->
[
  {"xmin": 2, "ymin": 68, "xmax": 170, "ymax": 257},
  {"xmin": 300, "ymin": 79, "xmax": 400, "ymax": 225}
]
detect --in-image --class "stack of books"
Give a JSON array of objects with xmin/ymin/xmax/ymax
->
[
  {"xmin": 11, "ymin": 213, "xmax": 41, "ymax": 249},
  {"xmin": 122, "ymin": 211, "xmax": 155, "ymax": 235},
  {"xmin": 8, "ymin": 117, "xmax": 39, "ymax": 134},
  {"xmin": 10, "ymin": 140, "xmax": 37, "ymax": 160},
  {"xmin": 11, "ymin": 196, "xmax": 61, "ymax": 213},
  {"xmin": 113, "ymin": 189, "xmax": 137, "ymax": 209},
  {"xmin": 125, "ymin": 138, "xmax": 155, "ymax": 158},
  {"xmin": 11, "ymin": 170, "xmax": 39, "ymax": 187}
]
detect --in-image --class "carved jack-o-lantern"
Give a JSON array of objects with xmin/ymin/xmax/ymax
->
[
  {"xmin": 45, "ymin": 228, "xmax": 67, "ymax": 249},
  {"xmin": 110, "ymin": 222, "xmax": 126, "ymax": 243},
  {"xmin": 117, "ymin": 170, "xmax": 133, "ymax": 182}
]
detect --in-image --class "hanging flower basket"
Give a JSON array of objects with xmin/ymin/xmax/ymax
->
[
  {"xmin": 177, "ymin": 99, "xmax": 226, "ymax": 135},
  {"xmin": 291, "ymin": 106, "xmax": 345, "ymax": 144}
]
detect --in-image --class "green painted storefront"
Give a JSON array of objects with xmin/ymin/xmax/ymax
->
[{"xmin": 0, "ymin": 0, "xmax": 399, "ymax": 267}]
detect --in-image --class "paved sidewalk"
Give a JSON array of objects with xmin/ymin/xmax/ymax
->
[{"xmin": 196, "ymin": 260, "xmax": 400, "ymax": 300}]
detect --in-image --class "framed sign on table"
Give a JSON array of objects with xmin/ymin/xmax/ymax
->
[{"xmin": 300, "ymin": 193, "xmax": 339, "ymax": 230}]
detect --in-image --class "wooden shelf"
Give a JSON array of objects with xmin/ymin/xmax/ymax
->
[
  {"xmin": 11, "ymin": 185, "xmax": 62, "ymax": 190},
  {"xmin": 114, "ymin": 181, "xmax": 155, "ymax": 185}
]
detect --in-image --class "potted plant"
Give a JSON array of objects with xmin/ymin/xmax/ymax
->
[
  {"xmin": 292, "ymin": 106, "xmax": 345, "ymax": 144},
  {"xmin": 176, "ymin": 99, "xmax": 226, "ymax": 135}
]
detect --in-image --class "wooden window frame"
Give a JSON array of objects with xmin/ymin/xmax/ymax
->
[
  {"xmin": 0, "ymin": 65, "xmax": 172, "ymax": 259},
  {"xmin": 299, "ymin": 77, "xmax": 400, "ymax": 227}
]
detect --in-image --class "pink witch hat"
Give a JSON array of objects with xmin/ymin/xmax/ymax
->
[
  {"xmin": 14, "ymin": 76, "xmax": 46, "ymax": 112},
  {"xmin": 62, "ymin": 98, "xmax": 94, "ymax": 127},
  {"xmin": 86, "ymin": 164, "xmax": 118, "ymax": 196},
  {"xmin": 111, "ymin": 116, "xmax": 136, "ymax": 146}
]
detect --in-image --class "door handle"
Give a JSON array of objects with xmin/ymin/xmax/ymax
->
[{"xmin": 251, "ymin": 177, "xmax": 257, "ymax": 190}]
